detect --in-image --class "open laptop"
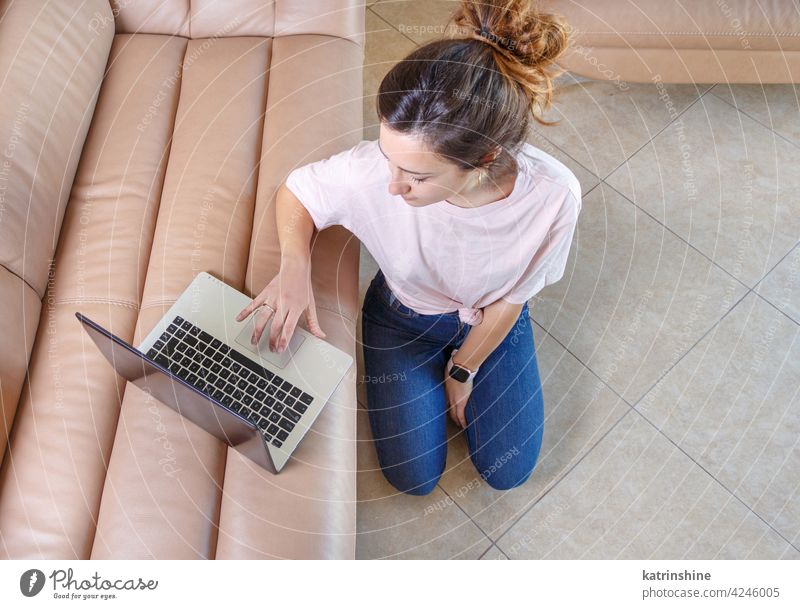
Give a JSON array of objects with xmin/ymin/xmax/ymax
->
[{"xmin": 75, "ymin": 271, "xmax": 353, "ymax": 474}]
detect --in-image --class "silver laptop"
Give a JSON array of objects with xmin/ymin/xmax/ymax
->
[{"xmin": 76, "ymin": 271, "xmax": 353, "ymax": 474}]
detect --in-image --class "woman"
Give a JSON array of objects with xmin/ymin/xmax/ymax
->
[{"xmin": 235, "ymin": 0, "xmax": 581, "ymax": 495}]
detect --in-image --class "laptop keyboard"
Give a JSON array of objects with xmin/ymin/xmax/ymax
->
[{"xmin": 144, "ymin": 315, "xmax": 314, "ymax": 449}]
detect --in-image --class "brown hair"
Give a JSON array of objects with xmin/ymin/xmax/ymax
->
[{"xmin": 376, "ymin": 0, "xmax": 570, "ymax": 181}]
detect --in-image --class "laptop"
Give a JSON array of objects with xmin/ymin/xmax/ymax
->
[{"xmin": 75, "ymin": 271, "xmax": 353, "ymax": 474}]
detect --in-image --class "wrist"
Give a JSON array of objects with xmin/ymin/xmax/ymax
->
[{"xmin": 447, "ymin": 349, "xmax": 479, "ymax": 383}]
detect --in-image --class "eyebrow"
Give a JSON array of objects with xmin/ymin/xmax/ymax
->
[{"xmin": 377, "ymin": 139, "xmax": 436, "ymax": 176}]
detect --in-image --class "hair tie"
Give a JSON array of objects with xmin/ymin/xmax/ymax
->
[{"xmin": 474, "ymin": 27, "xmax": 518, "ymax": 55}]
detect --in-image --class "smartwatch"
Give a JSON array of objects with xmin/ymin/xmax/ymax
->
[{"xmin": 447, "ymin": 349, "xmax": 479, "ymax": 383}]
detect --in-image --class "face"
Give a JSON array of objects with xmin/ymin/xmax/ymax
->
[{"xmin": 378, "ymin": 121, "xmax": 475, "ymax": 206}]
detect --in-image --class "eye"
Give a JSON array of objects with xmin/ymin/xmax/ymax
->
[{"xmin": 410, "ymin": 176, "xmax": 427, "ymax": 184}]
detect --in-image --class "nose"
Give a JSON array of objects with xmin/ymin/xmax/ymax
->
[{"xmin": 387, "ymin": 168, "xmax": 410, "ymax": 196}]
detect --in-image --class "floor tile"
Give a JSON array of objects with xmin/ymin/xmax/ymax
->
[
  {"xmin": 532, "ymin": 74, "xmax": 707, "ymax": 179},
  {"xmin": 525, "ymin": 129, "xmax": 600, "ymax": 199},
  {"xmin": 479, "ymin": 544, "xmax": 508, "ymax": 560},
  {"xmin": 438, "ymin": 321, "xmax": 630, "ymax": 541},
  {"xmin": 363, "ymin": 8, "xmax": 418, "ymax": 140},
  {"xmin": 370, "ymin": 0, "xmax": 458, "ymax": 46},
  {"xmin": 606, "ymin": 92, "xmax": 800, "ymax": 288},
  {"xmin": 755, "ymin": 242, "xmax": 800, "ymax": 324},
  {"xmin": 711, "ymin": 84, "xmax": 800, "ymax": 149},
  {"xmin": 355, "ymin": 407, "xmax": 492, "ymax": 559},
  {"xmin": 531, "ymin": 183, "xmax": 749, "ymax": 405},
  {"xmin": 496, "ymin": 410, "xmax": 799, "ymax": 559},
  {"xmin": 637, "ymin": 291, "xmax": 800, "ymax": 546}
]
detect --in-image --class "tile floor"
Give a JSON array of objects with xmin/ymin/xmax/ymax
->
[{"xmin": 354, "ymin": 0, "xmax": 800, "ymax": 560}]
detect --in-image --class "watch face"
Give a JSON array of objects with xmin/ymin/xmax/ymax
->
[{"xmin": 449, "ymin": 365, "xmax": 470, "ymax": 382}]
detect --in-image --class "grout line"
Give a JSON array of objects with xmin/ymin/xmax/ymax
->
[
  {"xmin": 708, "ymin": 85, "xmax": 800, "ymax": 153},
  {"xmin": 600, "ymin": 82, "xmax": 714, "ymax": 181},
  {"xmin": 600, "ymin": 178, "xmax": 755, "ymax": 291},
  {"xmin": 627, "ymin": 406, "xmax": 800, "ymax": 555},
  {"xmin": 367, "ymin": 5, "xmax": 423, "ymax": 48},
  {"xmin": 492, "ymin": 407, "xmax": 635, "ymax": 550},
  {"xmin": 749, "ymin": 240, "xmax": 800, "ymax": 296}
]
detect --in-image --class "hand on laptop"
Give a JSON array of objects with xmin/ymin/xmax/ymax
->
[{"xmin": 234, "ymin": 257, "xmax": 327, "ymax": 352}]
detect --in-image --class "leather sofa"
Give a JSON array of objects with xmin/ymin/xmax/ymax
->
[
  {"xmin": 0, "ymin": 0, "xmax": 364, "ymax": 559},
  {"xmin": 549, "ymin": 0, "xmax": 800, "ymax": 83}
]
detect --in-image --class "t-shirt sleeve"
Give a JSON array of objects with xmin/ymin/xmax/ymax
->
[
  {"xmin": 283, "ymin": 143, "xmax": 363, "ymax": 232},
  {"xmin": 501, "ymin": 189, "xmax": 581, "ymax": 305}
]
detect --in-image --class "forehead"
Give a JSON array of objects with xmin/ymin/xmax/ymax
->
[{"xmin": 378, "ymin": 124, "xmax": 452, "ymax": 173}]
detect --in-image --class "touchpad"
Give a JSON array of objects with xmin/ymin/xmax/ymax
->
[{"xmin": 233, "ymin": 313, "xmax": 305, "ymax": 370}]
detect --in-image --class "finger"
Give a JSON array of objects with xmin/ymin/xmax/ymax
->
[
  {"xmin": 458, "ymin": 403, "xmax": 467, "ymax": 429},
  {"xmin": 305, "ymin": 307, "xmax": 327, "ymax": 339},
  {"xmin": 236, "ymin": 298, "xmax": 262, "ymax": 322},
  {"xmin": 268, "ymin": 305, "xmax": 290, "ymax": 352},
  {"xmin": 251, "ymin": 306, "xmax": 275, "ymax": 344},
  {"xmin": 277, "ymin": 309, "xmax": 302, "ymax": 352}
]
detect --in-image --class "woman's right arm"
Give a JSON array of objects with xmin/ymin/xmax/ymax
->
[{"xmin": 235, "ymin": 183, "xmax": 327, "ymax": 351}]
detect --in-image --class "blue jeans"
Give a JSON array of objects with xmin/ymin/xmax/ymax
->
[{"xmin": 361, "ymin": 268, "xmax": 544, "ymax": 495}]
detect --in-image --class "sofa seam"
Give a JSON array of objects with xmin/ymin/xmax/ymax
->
[{"xmin": 53, "ymin": 298, "xmax": 140, "ymax": 310}]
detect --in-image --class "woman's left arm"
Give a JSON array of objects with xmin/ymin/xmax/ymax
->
[{"xmin": 445, "ymin": 298, "xmax": 525, "ymax": 428}]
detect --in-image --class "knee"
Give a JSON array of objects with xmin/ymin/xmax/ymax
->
[
  {"xmin": 383, "ymin": 467, "xmax": 441, "ymax": 496},
  {"xmin": 476, "ymin": 448, "xmax": 538, "ymax": 491}
]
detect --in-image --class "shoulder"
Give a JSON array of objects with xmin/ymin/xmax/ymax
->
[{"xmin": 518, "ymin": 141, "xmax": 582, "ymax": 216}]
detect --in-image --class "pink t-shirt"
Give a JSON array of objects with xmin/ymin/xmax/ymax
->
[{"xmin": 285, "ymin": 139, "xmax": 581, "ymax": 326}]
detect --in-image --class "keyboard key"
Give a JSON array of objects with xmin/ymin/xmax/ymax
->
[
  {"xmin": 174, "ymin": 316, "xmax": 185, "ymax": 325},
  {"xmin": 224, "ymin": 383, "xmax": 235, "ymax": 394},
  {"xmin": 268, "ymin": 412, "xmax": 281, "ymax": 423},
  {"xmin": 247, "ymin": 372, "xmax": 258, "ymax": 384},
  {"xmin": 166, "ymin": 338, "xmax": 180, "ymax": 355},
  {"xmin": 221, "ymin": 396, "xmax": 233, "ymax": 406},
  {"xmin": 266, "ymin": 384, "xmax": 276, "ymax": 395},
  {"xmin": 184, "ymin": 335, "xmax": 198, "ymax": 347},
  {"xmin": 294, "ymin": 402, "xmax": 307, "ymax": 414},
  {"xmin": 255, "ymin": 390, "xmax": 266, "ymax": 401},
  {"xmin": 189, "ymin": 362, "xmax": 200, "ymax": 373},
  {"xmin": 277, "ymin": 429, "xmax": 288, "ymax": 441},
  {"xmin": 167, "ymin": 323, "xmax": 178, "ymax": 334},
  {"xmin": 211, "ymin": 338, "xmax": 222, "ymax": 349},
  {"xmin": 180, "ymin": 355, "xmax": 192, "ymax": 367},
  {"xmin": 278, "ymin": 417, "xmax": 294, "ymax": 432},
  {"xmin": 203, "ymin": 356, "xmax": 214, "ymax": 367},
  {"xmin": 283, "ymin": 409, "xmax": 301, "ymax": 423},
  {"xmin": 214, "ymin": 378, "xmax": 226, "ymax": 390},
  {"xmin": 276, "ymin": 390, "xmax": 287, "ymax": 401},
  {"xmin": 256, "ymin": 379, "xmax": 267, "ymax": 390},
  {"xmin": 207, "ymin": 373, "xmax": 218, "ymax": 384},
  {"xmin": 212, "ymin": 389, "xmax": 224, "ymax": 400},
  {"xmin": 204, "ymin": 345, "xmax": 216, "ymax": 356},
  {"xmin": 289, "ymin": 387, "xmax": 302, "ymax": 398},
  {"xmin": 176, "ymin": 342, "xmax": 188, "ymax": 353},
  {"xmin": 263, "ymin": 369, "xmax": 274, "ymax": 381},
  {"xmin": 212, "ymin": 352, "xmax": 223, "ymax": 363},
  {"xmin": 244, "ymin": 384, "xmax": 256, "ymax": 396},
  {"xmin": 189, "ymin": 325, "xmax": 201, "ymax": 337},
  {"xmin": 255, "ymin": 417, "xmax": 270, "ymax": 431},
  {"xmin": 154, "ymin": 339, "xmax": 165, "ymax": 351},
  {"xmin": 243, "ymin": 394, "xmax": 253, "ymax": 406},
  {"xmin": 268, "ymin": 423, "xmax": 280, "ymax": 436},
  {"xmin": 233, "ymin": 389, "xmax": 244, "ymax": 400},
  {"xmin": 265, "ymin": 396, "xmax": 276, "ymax": 408},
  {"xmin": 169, "ymin": 362, "xmax": 181, "ymax": 374},
  {"xmin": 146, "ymin": 348, "xmax": 158, "ymax": 359},
  {"xmin": 180, "ymin": 319, "xmax": 192, "ymax": 330},
  {"xmin": 198, "ymin": 329, "xmax": 213, "ymax": 344},
  {"xmin": 231, "ymin": 362, "xmax": 241, "ymax": 374},
  {"xmin": 196, "ymin": 380, "xmax": 207, "ymax": 391},
  {"xmin": 284, "ymin": 396, "xmax": 296, "ymax": 408},
  {"xmin": 299, "ymin": 392, "xmax": 313, "ymax": 405},
  {"xmin": 211, "ymin": 362, "xmax": 222, "ymax": 373},
  {"xmin": 187, "ymin": 373, "xmax": 198, "ymax": 385},
  {"xmin": 154, "ymin": 354, "xmax": 170, "ymax": 368},
  {"xmin": 219, "ymin": 368, "xmax": 231, "ymax": 380},
  {"xmin": 219, "ymin": 344, "xmax": 230, "ymax": 354},
  {"xmin": 281, "ymin": 380, "xmax": 293, "ymax": 392},
  {"xmin": 236, "ymin": 378, "xmax": 248, "ymax": 390},
  {"xmin": 198, "ymin": 368, "xmax": 209, "ymax": 379},
  {"xmin": 175, "ymin": 328, "xmax": 186, "ymax": 340},
  {"xmin": 271, "ymin": 439, "xmax": 283, "ymax": 448},
  {"xmin": 222, "ymin": 356, "xmax": 233, "ymax": 368}
]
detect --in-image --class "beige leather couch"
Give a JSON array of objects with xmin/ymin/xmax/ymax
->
[
  {"xmin": 550, "ymin": 0, "xmax": 800, "ymax": 83},
  {"xmin": 0, "ymin": 0, "xmax": 363, "ymax": 559}
]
